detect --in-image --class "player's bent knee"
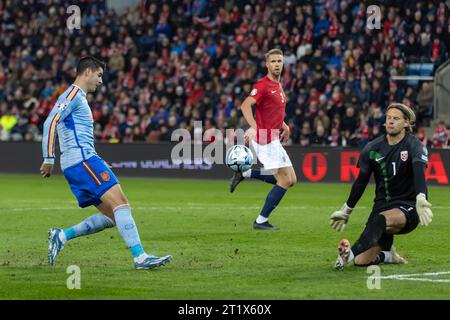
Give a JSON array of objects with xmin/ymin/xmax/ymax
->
[
  {"xmin": 276, "ymin": 175, "xmax": 296, "ymax": 188},
  {"xmin": 101, "ymin": 185, "xmax": 129, "ymax": 207},
  {"xmin": 283, "ymin": 177, "xmax": 296, "ymax": 188},
  {"xmin": 386, "ymin": 225, "xmax": 403, "ymax": 234},
  {"xmin": 278, "ymin": 180, "xmax": 291, "ymax": 189},
  {"xmin": 290, "ymin": 176, "xmax": 297, "ymax": 187},
  {"xmin": 119, "ymin": 194, "xmax": 129, "ymax": 205}
]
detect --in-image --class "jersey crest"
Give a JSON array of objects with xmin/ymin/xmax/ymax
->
[
  {"xmin": 400, "ymin": 150, "xmax": 408, "ymax": 161},
  {"xmin": 101, "ymin": 171, "xmax": 110, "ymax": 182}
]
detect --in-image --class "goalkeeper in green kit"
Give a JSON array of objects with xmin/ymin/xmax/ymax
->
[{"xmin": 330, "ymin": 103, "xmax": 433, "ymax": 270}]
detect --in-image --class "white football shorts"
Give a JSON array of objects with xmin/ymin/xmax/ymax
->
[{"xmin": 250, "ymin": 139, "xmax": 293, "ymax": 172}]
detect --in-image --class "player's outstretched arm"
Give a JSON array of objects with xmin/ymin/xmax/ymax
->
[
  {"xmin": 280, "ymin": 122, "xmax": 290, "ymax": 145},
  {"xmin": 413, "ymin": 161, "xmax": 433, "ymax": 226},
  {"xmin": 330, "ymin": 168, "xmax": 371, "ymax": 232},
  {"xmin": 40, "ymin": 163, "xmax": 53, "ymax": 178},
  {"xmin": 41, "ymin": 109, "xmax": 60, "ymax": 178},
  {"xmin": 241, "ymin": 96, "xmax": 257, "ymax": 144},
  {"xmin": 40, "ymin": 95, "xmax": 78, "ymax": 177},
  {"xmin": 330, "ymin": 203, "xmax": 353, "ymax": 232}
]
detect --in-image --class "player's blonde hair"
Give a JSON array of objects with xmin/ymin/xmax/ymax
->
[
  {"xmin": 386, "ymin": 103, "xmax": 416, "ymax": 132},
  {"xmin": 265, "ymin": 48, "xmax": 283, "ymax": 60}
]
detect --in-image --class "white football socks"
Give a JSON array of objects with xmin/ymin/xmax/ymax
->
[
  {"xmin": 134, "ymin": 253, "xmax": 149, "ymax": 263},
  {"xmin": 243, "ymin": 169, "xmax": 252, "ymax": 178},
  {"xmin": 256, "ymin": 215, "xmax": 268, "ymax": 224},
  {"xmin": 382, "ymin": 251, "xmax": 393, "ymax": 263},
  {"xmin": 348, "ymin": 250, "xmax": 355, "ymax": 262},
  {"xmin": 58, "ymin": 231, "xmax": 67, "ymax": 244}
]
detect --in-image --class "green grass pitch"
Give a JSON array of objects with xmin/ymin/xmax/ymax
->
[{"xmin": 0, "ymin": 174, "xmax": 449, "ymax": 299}]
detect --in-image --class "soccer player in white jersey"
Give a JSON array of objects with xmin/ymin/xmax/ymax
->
[{"xmin": 41, "ymin": 56, "xmax": 172, "ymax": 269}]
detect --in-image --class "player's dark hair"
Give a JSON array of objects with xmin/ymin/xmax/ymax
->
[
  {"xmin": 265, "ymin": 48, "xmax": 283, "ymax": 60},
  {"xmin": 76, "ymin": 56, "xmax": 106, "ymax": 76},
  {"xmin": 386, "ymin": 103, "xmax": 416, "ymax": 132}
]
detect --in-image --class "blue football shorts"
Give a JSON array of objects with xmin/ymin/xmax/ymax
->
[{"xmin": 63, "ymin": 155, "xmax": 119, "ymax": 208}]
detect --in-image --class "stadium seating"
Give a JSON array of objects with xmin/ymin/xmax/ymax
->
[{"xmin": 0, "ymin": 0, "xmax": 448, "ymax": 147}]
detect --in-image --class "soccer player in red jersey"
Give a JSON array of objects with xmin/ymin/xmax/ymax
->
[{"xmin": 230, "ymin": 49, "xmax": 296, "ymax": 230}]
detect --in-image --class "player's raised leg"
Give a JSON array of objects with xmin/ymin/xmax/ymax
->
[
  {"xmin": 48, "ymin": 213, "xmax": 115, "ymax": 266},
  {"xmin": 99, "ymin": 184, "xmax": 172, "ymax": 270},
  {"xmin": 253, "ymin": 166, "xmax": 296, "ymax": 230},
  {"xmin": 48, "ymin": 156, "xmax": 119, "ymax": 266},
  {"xmin": 230, "ymin": 169, "xmax": 276, "ymax": 193}
]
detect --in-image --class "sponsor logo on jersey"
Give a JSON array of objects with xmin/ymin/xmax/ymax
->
[
  {"xmin": 401, "ymin": 151, "xmax": 408, "ymax": 161},
  {"xmin": 250, "ymin": 89, "xmax": 258, "ymax": 96}
]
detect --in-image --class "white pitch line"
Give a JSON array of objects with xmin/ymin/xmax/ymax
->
[
  {"xmin": 383, "ymin": 278, "xmax": 450, "ymax": 283},
  {"xmin": 380, "ymin": 271, "xmax": 450, "ymax": 278},
  {"xmin": 376, "ymin": 271, "xmax": 450, "ymax": 283}
]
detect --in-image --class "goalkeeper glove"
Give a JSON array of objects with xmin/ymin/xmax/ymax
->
[
  {"xmin": 330, "ymin": 203, "xmax": 353, "ymax": 232},
  {"xmin": 416, "ymin": 193, "xmax": 433, "ymax": 226}
]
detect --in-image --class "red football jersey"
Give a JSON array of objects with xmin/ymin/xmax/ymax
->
[{"xmin": 248, "ymin": 75, "xmax": 286, "ymax": 144}]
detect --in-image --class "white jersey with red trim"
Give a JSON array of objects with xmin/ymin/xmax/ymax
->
[{"xmin": 41, "ymin": 84, "xmax": 97, "ymax": 171}]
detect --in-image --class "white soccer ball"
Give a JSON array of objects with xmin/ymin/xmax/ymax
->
[{"xmin": 225, "ymin": 145, "xmax": 253, "ymax": 173}]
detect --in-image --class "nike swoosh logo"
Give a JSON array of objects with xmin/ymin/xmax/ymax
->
[
  {"xmin": 271, "ymin": 90, "xmax": 277, "ymax": 94},
  {"xmin": 375, "ymin": 157, "xmax": 385, "ymax": 162}
]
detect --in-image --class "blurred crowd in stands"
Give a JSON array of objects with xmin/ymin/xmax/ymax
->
[{"xmin": 0, "ymin": 0, "xmax": 449, "ymax": 148}]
